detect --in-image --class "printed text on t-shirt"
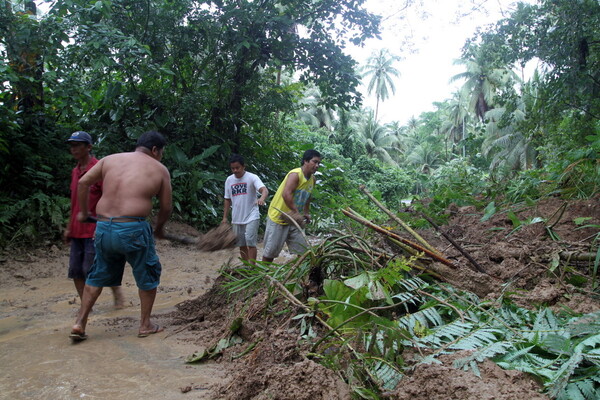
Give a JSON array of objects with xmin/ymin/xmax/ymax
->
[{"xmin": 231, "ymin": 183, "xmax": 248, "ymax": 196}]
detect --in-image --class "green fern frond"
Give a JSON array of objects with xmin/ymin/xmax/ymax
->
[
  {"xmin": 542, "ymin": 333, "xmax": 573, "ymax": 356},
  {"xmin": 369, "ymin": 360, "xmax": 403, "ymax": 390},
  {"xmin": 497, "ymin": 305, "xmax": 532, "ymax": 326},
  {"xmin": 547, "ymin": 351, "xmax": 584, "ymax": 398},
  {"xmin": 391, "ymin": 292, "xmax": 421, "ymax": 312},
  {"xmin": 450, "ymin": 328, "xmax": 502, "ymax": 351},
  {"xmin": 499, "ymin": 345, "xmax": 535, "ymax": 362},
  {"xmin": 574, "ymin": 379, "xmax": 599, "ymax": 400},
  {"xmin": 575, "ymin": 333, "xmax": 600, "ymax": 353},
  {"xmin": 454, "ymin": 341, "xmax": 513, "ymax": 370},
  {"xmin": 567, "ymin": 311, "xmax": 600, "ymax": 337},
  {"xmin": 416, "ymin": 321, "xmax": 473, "ymax": 347},
  {"xmin": 557, "ymin": 383, "xmax": 586, "ymax": 400},
  {"xmin": 397, "ymin": 277, "xmax": 428, "ymax": 291}
]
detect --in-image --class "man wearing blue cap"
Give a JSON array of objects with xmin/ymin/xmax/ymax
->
[{"xmin": 64, "ymin": 131, "xmax": 124, "ymax": 309}]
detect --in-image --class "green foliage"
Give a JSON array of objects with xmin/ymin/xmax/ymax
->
[
  {"xmin": 348, "ymin": 156, "xmax": 412, "ymax": 211},
  {"xmin": 0, "ymin": 0, "xmax": 383, "ymax": 245},
  {"xmin": 166, "ymin": 144, "xmax": 226, "ymax": 228},
  {"xmin": 426, "ymin": 157, "xmax": 489, "ymax": 206},
  {"xmin": 0, "ymin": 192, "xmax": 70, "ymax": 246}
]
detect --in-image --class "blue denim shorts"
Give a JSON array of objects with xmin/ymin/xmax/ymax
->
[{"xmin": 86, "ymin": 219, "xmax": 161, "ymax": 291}]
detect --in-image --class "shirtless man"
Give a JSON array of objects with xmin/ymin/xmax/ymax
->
[{"xmin": 70, "ymin": 131, "xmax": 172, "ymax": 341}]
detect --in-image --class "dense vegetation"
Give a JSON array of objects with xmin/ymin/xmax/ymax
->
[
  {"xmin": 2, "ymin": 0, "xmax": 599, "ymax": 398},
  {"xmin": 1, "ymin": 0, "xmax": 598, "ymax": 246}
]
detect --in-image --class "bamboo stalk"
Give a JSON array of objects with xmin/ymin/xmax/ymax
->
[
  {"xmin": 342, "ymin": 208, "xmax": 457, "ymax": 269},
  {"xmin": 359, "ymin": 185, "xmax": 441, "ymax": 255}
]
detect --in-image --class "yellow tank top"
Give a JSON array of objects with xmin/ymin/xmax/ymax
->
[{"xmin": 268, "ymin": 167, "xmax": 315, "ymax": 225}]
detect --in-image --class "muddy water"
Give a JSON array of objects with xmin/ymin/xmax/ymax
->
[{"xmin": 0, "ymin": 242, "xmax": 236, "ymax": 399}]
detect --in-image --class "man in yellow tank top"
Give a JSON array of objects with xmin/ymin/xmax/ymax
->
[{"xmin": 262, "ymin": 149, "xmax": 321, "ymax": 262}]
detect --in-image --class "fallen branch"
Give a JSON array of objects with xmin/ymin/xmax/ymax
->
[
  {"xmin": 342, "ymin": 208, "xmax": 457, "ymax": 269},
  {"xmin": 359, "ymin": 185, "xmax": 441, "ymax": 256},
  {"xmin": 419, "ymin": 212, "xmax": 487, "ymax": 274},
  {"xmin": 559, "ymin": 250, "xmax": 599, "ymax": 262}
]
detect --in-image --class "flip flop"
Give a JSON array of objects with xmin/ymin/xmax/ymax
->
[
  {"xmin": 69, "ymin": 331, "xmax": 88, "ymax": 342},
  {"xmin": 137, "ymin": 324, "xmax": 164, "ymax": 338}
]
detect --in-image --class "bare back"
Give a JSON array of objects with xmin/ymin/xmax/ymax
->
[{"xmin": 95, "ymin": 151, "xmax": 170, "ymax": 218}]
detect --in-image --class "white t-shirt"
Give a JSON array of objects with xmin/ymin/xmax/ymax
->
[{"xmin": 224, "ymin": 171, "xmax": 266, "ymax": 224}]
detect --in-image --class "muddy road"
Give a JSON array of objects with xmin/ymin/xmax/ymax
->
[{"xmin": 0, "ymin": 233, "xmax": 240, "ymax": 399}]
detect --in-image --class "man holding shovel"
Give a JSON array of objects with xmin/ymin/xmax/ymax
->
[
  {"xmin": 262, "ymin": 149, "xmax": 321, "ymax": 263},
  {"xmin": 70, "ymin": 131, "xmax": 172, "ymax": 341},
  {"xmin": 222, "ymin": 154, "xmax": 268, "ymax": 263}
]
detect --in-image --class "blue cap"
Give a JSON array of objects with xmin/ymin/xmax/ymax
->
[{"xmin": 67, "ymin": 131, "xmax": 93, "ymax": 144}]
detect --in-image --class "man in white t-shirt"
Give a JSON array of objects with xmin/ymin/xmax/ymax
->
[{"xmin": 222, "ymin": 154, "xmax": 269, "ymax": 263}]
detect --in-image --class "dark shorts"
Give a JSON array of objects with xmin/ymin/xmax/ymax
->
[
  {"xmin": 68, "ymin": 238, "xmax": 95, "ymax": 280},
  {"xmin": 86, "ymin": 219, "xmax": 161, "ymax": 291}
]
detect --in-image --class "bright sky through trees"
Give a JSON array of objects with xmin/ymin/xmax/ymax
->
[{"xmin": 347, "ymin": 0, "xmax": 534, "ymax": 124}]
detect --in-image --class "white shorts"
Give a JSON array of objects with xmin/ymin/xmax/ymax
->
[
  {"xmin": 233, "ymin": 219, "xmax": 260, "ymax": 247},
  {"xmin": 262, "ymin": 217, "xmax": 308, "ymax": 259}
]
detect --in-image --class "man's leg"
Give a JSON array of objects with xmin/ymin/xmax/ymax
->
[
  {"xmin": 138, "ymin": 288, "xmax": 163, "ymax": 336},
  {"xmin": 262, "ymin": 218, "xmax": 287, "ymax": 263},
  {"xmin": 73, "ymin": 278, "xmax": 85, "ymax": 300},
  {"xmin": 110, "ymin": 286, "xmax": 125, "ymax": 309},
  {"xmin": 240, "ymin": 246, "xmax": 249, "ymax": 261},
  {"xmin": 247, "ymin": 246, "xmax": 258, "ymax": 261},
  {"xmin": 72, "ymin": 284, "xmax": 103, "ymax": 335}
]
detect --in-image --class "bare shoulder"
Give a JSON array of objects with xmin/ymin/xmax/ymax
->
[
  {"xmin": 100, "ymin": 152, "xmax": 127, "ymax": 164},
  {"xmin": 158, "ymin": 161, "xmax": 170, "ymax": 177}
]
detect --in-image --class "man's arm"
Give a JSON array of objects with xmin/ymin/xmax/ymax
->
[
  {"xmin": 282, "ymin": 172, "xmax": 300, "ymax": 212},
  {"xmin": 76, "ymin": 160, "xmax": 104, "ymax": 222},
  {"xmin": 222, "ymin": 198, "xmax": 232, "ymax": 224},
  {"xmin": 257, "ymin": 186, "xmax": 268, "ymax": 206},
  {"xmin": 154, "ymin": 168, "xmax": 172, "ymax": 239}
]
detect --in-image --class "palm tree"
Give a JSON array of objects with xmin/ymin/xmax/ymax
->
[
  {"xmin": 361, "ymin": 49, "xmax": 401, "ymax": 122},
  {"xmin": 450, "ymin": 47, "xmax": 519, "ymax": 122},
  {"xmin": 356, "ymin": 112, "xmax": 398, "ymax": 165},
  {"xmin": 402, "ymin": 117, "xmax": 444, "ymax": 172},
  {"xmin": 385, "ymin": 120, "xmax": 408, "ymax": 163},
  {"xmin": 482, "ymin": 106, "xmax": 537, "ymax": 174},
  {"xmin": 297, "ymin": 85, "xmax": 336, "ymax": 130},
  {"xmin": 440, "ymin": 92, "xmax": 470, "ymax": 156},
  {"xmin": 482, "ymin": 70, "xmax": 543, "ymax": 175}
]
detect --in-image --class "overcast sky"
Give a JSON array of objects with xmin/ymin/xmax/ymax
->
[{"xmin": 346, "ymin": 0, "xmax": 532, "ymax": 125}]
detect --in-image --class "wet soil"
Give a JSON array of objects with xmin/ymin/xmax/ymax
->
[
  {"xmin": 168, "ymin": 196, "xmax": 599, "ymax": 400},
  {"xmin": 1, "ymin": 196, "xmax": 599, "ymax": 399},
  {"xmin": 0, "ymin": 222, "xmax": 241, "ymax": 399}
]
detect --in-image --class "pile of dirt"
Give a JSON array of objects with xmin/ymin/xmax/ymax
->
[
  {"xmin": 391, "ymin": 352, "xmax": 549, "ymax": 400},
  {"xmin": 412, "ymin": 196, "xmax": 600, "ymax": 312},
  {"xmin": 166, "ymin": 196, "xmax": 599, "ymax": 399},
  {"xmin": 169, "ymin": 278, "xmax": 352, "ymax": 399}
]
